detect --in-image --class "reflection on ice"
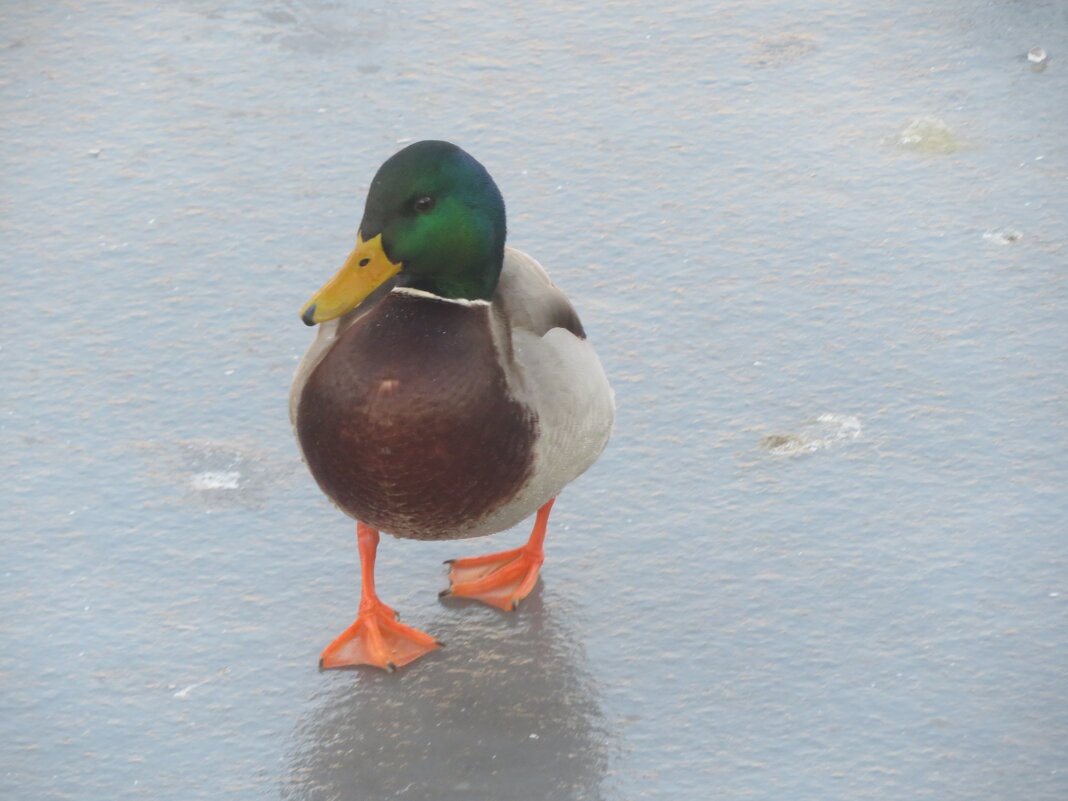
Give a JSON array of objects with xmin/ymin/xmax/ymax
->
[{"xmin": 281, "ymin": 591, "xmax": 612, "ymax": 801}]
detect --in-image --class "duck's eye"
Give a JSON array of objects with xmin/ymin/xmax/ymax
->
[{"xmin": 413, "ymin": 195, "xmax": 435, "ymax": 213}]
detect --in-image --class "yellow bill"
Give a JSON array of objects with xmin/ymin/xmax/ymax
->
[{"xmin": 300, "ymin": 232, "xmax": 402, "ymax": 325}]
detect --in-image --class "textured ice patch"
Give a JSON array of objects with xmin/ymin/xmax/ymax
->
[
  {"xmin": 747, "ymin": 33, "xmax": 820, "ymax": 68},
  {"xmin": 895, "ymin": 117, "xmax": 963, "ymax": 154},
  {"xmin": 982, "ymin": 228, "xmax": 1023, "ymax": 245},
  {"xmin": 190, "ymin": 470, "xmax": 242, "ymax": 491},
  {"xmin": 139, "ymin": 439, "xmax": 295, "ymax": 509},
  {"xmin": 760, "ymin": 414, "xmax": 862, "ymax": 456}
]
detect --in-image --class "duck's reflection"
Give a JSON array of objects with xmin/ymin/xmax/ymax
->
[{"xmin": 282, "ymin": 587, "xmax": 610, "ymax": 800}]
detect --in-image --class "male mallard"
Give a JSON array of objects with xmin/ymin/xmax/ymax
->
[{"xmin": 290, "ymin": 141, "xmax": 614, "ymax": 671}]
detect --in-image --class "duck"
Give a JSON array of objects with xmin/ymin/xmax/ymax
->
[{"xmin": 290, "ymin": 140, "xmax": 614, "ymax": 671}]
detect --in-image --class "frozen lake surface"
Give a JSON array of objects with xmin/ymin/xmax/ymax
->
[{"xmin": 3, "ymin": 1, "xmax": 1066, "ymax": 799}]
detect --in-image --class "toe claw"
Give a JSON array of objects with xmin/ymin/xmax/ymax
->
[{"xmin": 438, "ymin": 588, "xmax": 453, "ymax": 598}]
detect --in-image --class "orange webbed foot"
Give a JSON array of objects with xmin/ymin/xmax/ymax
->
[
  {"xmin": 440, "ymin": 545, "xmax": 545, "ymax": 611},
  {"xmin": 320, "ymin": 599, "xmax": 441, "ymax": 671},
  {"xmin": 440, "ymin": 498, "xmax": 555, "ymax": 611}
]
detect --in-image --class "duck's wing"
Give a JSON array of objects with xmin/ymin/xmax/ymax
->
[
  {"xmin": 494, "ymin": 247, "xmax": 586, "ymax": 339},
  {"xmin": 487, "ymin": 246, "xmax": 614, "ymax": 516}
]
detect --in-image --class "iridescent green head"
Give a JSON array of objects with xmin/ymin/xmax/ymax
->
[
  {"xmin": 301, "ymin": 141, "xmax": 507, "ymax": 325},
  {"xmin": 364, "ymin": 140, "xmax": 506, "ymax": 299}
]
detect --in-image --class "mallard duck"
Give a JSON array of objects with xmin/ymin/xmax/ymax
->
[{"xmin": 290, "ymin": 141, "xmax": 614, "ymax": 671}]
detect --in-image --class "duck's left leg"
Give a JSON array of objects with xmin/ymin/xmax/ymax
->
[
  {"xmin": 320, "ymin": 522, "xmax": 441, "ymax": 671},
  {"xmin": 440, "ymin": 498, "xmax": 554, "ymax": 611}
]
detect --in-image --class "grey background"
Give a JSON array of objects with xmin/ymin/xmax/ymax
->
[{"xmin": 3, "ymin": 1, "xmax": 1066, "ymax": 799}]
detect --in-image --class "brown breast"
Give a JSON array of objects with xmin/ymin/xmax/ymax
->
[{"xmin": 296, "ymin": 291, "xmax": 535, "ymax": 540}]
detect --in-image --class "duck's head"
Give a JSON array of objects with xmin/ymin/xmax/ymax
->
[{"xmin": 301, "ymin": 140, "xmax": 506, "ymax": 326}]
